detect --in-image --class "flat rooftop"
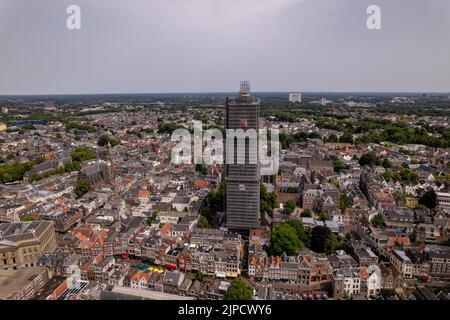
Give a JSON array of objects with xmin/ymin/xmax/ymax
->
[
  {"xmin": 104, "ymin": 285, "xmax": 194, "ymax": 300},
  {"xmin": 31, "ymin": 276, "xmax": 66, "ymax": 300},
  {"xmin": 0, "ymin": 267, "xmax": 47, "ymax": 300}
]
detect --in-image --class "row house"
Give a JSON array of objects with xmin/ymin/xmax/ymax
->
[
  {"xmin": 249, "ymin": 254, "xmax": 331, "ymax": 285},
  {"xmin": 128, "ymin": 270, "xmax": 164, "ymax": 292},
  {"xmin": 351, "ymin": 245, "xmax": 378, "ymax": 267},
  {"xmin": 331, "ymin": 268, "xmax": 361, "ymax": 298},
  {"xmin": 427, "ymin": 245, "xmax": 450, "ymax": 281},
  {"xmin": 389, "ymin": 249, "xmax": 413, "ymax": 279},
  {"xmin": 405, "ymin": 248, "xmax": 429, "ymax": 278},
  {"xmin": 383, "ymin": 207, "xmax": 415, "ymax": 235},
  {"xmin": 359, "ymin": 265, "xmax": 382, "ymax": 298},
  {"xmin": 379, "ymin": 262, "xmax": 404, "ymax": 289},
  {"xmin": 413, "ymin": 223, "xmax": 441, "ymax": 244},
  {"xmin": 190, "ymin": 228, "xmax": 225, "ymax": 247}
]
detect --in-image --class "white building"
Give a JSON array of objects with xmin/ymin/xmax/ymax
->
[
  {"xmin": 289, "ymin": 93, "xmax": 302, "ymax": 103},
  {"xmin": 437, "ymin": 192, "xmax": 450, "ymax": 211},
  {"xmin": 332, "ymin": 268, "xmax": 361, "ymax": 298},
  {"xmin": 320, "ymin": 98, "xmax": 333, "ymax": 106},
  {"xmin": 362, "ymin": 265, "xmax": 382, "ymax": 298}
]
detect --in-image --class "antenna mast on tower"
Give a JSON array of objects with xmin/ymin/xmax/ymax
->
[{"xmin": 240, "ymin": 81, "xmax": 251, "ymax": 97}]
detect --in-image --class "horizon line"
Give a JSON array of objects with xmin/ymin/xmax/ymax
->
[{"xmin": 1, "ymin": 90, "xmax": 450, "ymax": 98}]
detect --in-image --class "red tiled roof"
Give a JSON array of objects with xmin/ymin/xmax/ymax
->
[{"xmin": 194, "ymin": 180, "xmax": 211, "ymax": 188}]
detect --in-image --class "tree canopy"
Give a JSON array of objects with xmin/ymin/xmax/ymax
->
[
  {"xmin": 310, "ymin": 226, "xmax": 331, "ymax": 253},
  {"xmin": 358, "ymin": 152, "xmax": 381, "ymax": 167},
  {"xmin": 70, "ymin": 147, "xmax": 96, "ymax": 163},
  {"xmin": 223, "ymin": 277, "xmax": 253, "ymax": 300},
  {"xmin": 268, "ymin": 220, "xmax": 308, "ymax": 256},
  {"xmin": 201, "ymin": 181, "xmax": 225, "ymax": 224},
  {"xmin": 282, "ymin": 200, "xmax": 296, "ymax": 215},
  {"xmin": 260, "ymin": 183, "xmax": 278, "ymax": 217},
  {"xmin": 300, "ymin": 208, "xmax": 312, "ymax": 217},
  {"xmin": 419, "ymin": 189, "xmax": 437, "ymax": 210},
  {"xmin": 371, "ymin": 213, "xmax": 384, "ymax": 228},
  {"xmin": 197, "ymin": 215, "xmax": 209, "ymax": 228},
  {"xmin": 97, "ymin": 134, "xmax": 120, "ymax": 147},
  {"xmin": 0, "ymin": 157, "xmax": 45, "ymax": 184},
  {"xmin": 74, "ymin": 179, "xmax": 92, "ymax": 198}
]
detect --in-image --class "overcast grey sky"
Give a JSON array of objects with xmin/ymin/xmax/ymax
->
[{"xmin": 0, "ymin": 0, "xmax": 449, "ymax": 94}]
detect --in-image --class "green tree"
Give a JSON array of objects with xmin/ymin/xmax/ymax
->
[
  {"xmin": 109, "ymin": 136, "xmax": 121, "ymax": 147},
  {"xmin": 65, "ymin": 122, "xmax": 97, "ymax": 133},
  {"xmin": 419, "ymin": 189, "xmax": 437, "ymax": 210},
  {"xmin": 381, "ymin": 170, "xmax": 393, "ymax": 181},
  {"xmin": 268, "ymin": 222, "xmax": 303, "ymax": 256},
  {"xmin": 157, "ymin": 123, "xmax": 184, "ymax": 134},
  {"xmin": 195, "ymin": 271, "xmax": 206, "ymax": 283},
  {"xmin": 201, "ymin": 181, "xmax": 225, "ymax": 223},
  {"xmin": 285, "ymin": 220, "xmax": 310, "ymax": 243},
  {"xmin": 268, "ymin": 192, "xmax": 278, "ymax": 210},
  {"xmin": 65, "ymin": 161, "xmax": 81, "ymax": 172},
  {"xmin": 0, "ymin": 157, "xmax": 45, "ymax": 184},
  {"xmin": 223, "ymin": 277, "xmax": 254, "ymax": 300},
  {"xmin": 261, "ymin": 201, "xmax": 274, "ymax": 217},
  {"xmin": 318, "ymin": 212, "xmax": 329, "ymax": 222},
  {"xmin": 260, "ymin": 183, "xmax": 268, "ymax": 202},
  {"xmin": 339, "ymin": 195, "xmax": 352, "ymax": 210},
  {"xmin": 327, "ymin": 133, "xmax": 338, "ymax": 142},
  {"xmin": 310, "ymin": 226, "xmax": 331, "ymax": 253},
  {"xmin": 74, "ymin": 179, "xmax": 92, "ymax": 198},
  {"xmin": 195, "ymin": 164, "xmax": 209, "ymax": 175},
  {"xmin": 358, "ymin": 152, "xmax": 380, "ymax": 167},
  {"xmin": 333, "ymin": 160, "xmax": 346, "ymax": 173},
  {"xmin": 260, "ymin": 183, "xmax": 277, "ymax": 217},
  {"xmin": 197, "ymin": 215, "xmax": 209, "ymax": 228},
  {"xmin": 283, "ymin": 200, "xmax": 296, "ymax": 215},
  {"xmin": 97, "ymin": 134, "xmax": 110, "ymax": 147},
  {"xmin": 371, "ymin": 213, "xmax": 384, "ymax": 228},
  {"xmin": 382, "ymin": 158, "xmax": 392, "ymax": 169},
  {"xmin": 30, "ymin": 173, "xmax": 41, "ymax": 182},
  {"xmin": 339, "ymin": 132, "xmax": 354, "ymax": 144},
  {"xmin": 324, "ymin": 233, "xmax": 339, "ymax": 255},
  {"xmin": 146, "ymin": 211, "xmax": 157, "ymax": 226},
  {"xmin": 70, "ymin": 147, "xmax": 96, "ymax": 163},
  {"xmin": 300, "ymin": 208, "xmax": 312, "ymax": 218},
  {"xmin": 399, "ymin": 169, "xmax": 419, "ymax": 184},
  {"xmin": 392, "ymin": 171, "xmax": 401, "ymax": 182}
]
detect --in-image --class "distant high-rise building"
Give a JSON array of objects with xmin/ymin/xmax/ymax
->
[
  {"xmin": 289, "ymin": 93, "xmax": 302, "ymax": 103},
  {"xmin": 224, "ymin": 81, "xmax": 260, "ymax": 230}
]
